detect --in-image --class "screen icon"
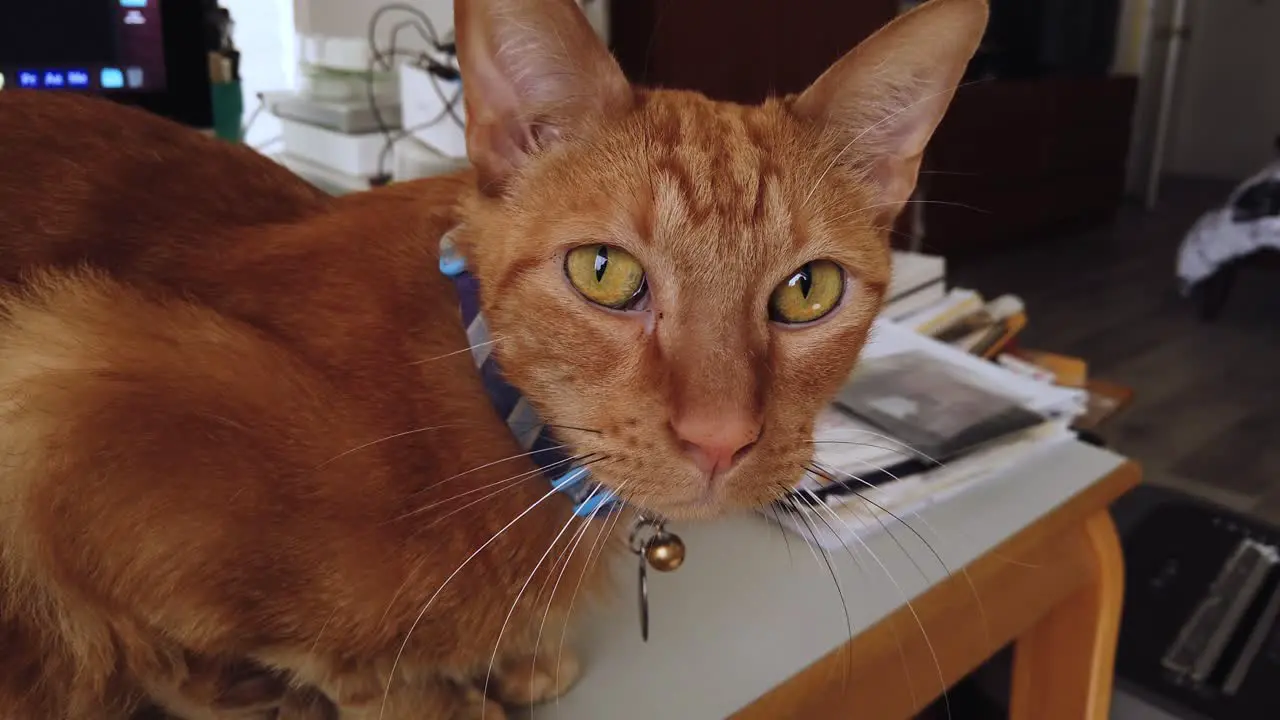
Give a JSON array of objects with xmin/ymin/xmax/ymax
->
[
  {"xmin": 43, "ymin": 71, "xmax": 66, "ymax": 88},
  {"xmin": 100, "ymin": 68, "xmax": 125, "ymax": 89},
  {"xmin": 18, "ymin": 71, "xmax": 38, "ymax": 89},
  {"xmin": 123, "ymin": 9, "xmax": 146, "ymax": 25},
  {"xmin": 67, "ymin": 70, "xmax": 90, "ymax": 88},
  {"xmin": 120, "ymin": 0, "xmax": 148, "ymax": 7},
  {"xmin": 126, "ymin": 67, "xmax": 144, "ymax": 89}
]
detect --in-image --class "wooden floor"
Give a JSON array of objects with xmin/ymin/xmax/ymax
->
[{"xmin": 951, "ymin": 178, "xmax": 1280, "ymax": 526}]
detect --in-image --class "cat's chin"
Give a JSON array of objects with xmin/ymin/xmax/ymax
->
[{"xmin": 627, "ymin": 495, "xmax": 770, "ymax": 523}]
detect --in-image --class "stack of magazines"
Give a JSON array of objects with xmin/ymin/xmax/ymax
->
[{"xmin": 772, "ymin": 319, "xmax": 1087, "ymax": 549}]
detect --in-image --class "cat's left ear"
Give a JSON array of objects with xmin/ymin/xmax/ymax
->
[
  {"xmin": 455, "ymin": 0, "xmax": 632, "ymax": 191},
  {"xmin": 792, "ymin": 0, "xmax": 988, "ymax": 213}
]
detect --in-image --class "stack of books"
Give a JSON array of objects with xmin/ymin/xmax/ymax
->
[
  {"xmin": 882, "ymin": 257, "xmax": 1132, "ymax": 429},
  {"xmin": 772, "ymin": 318, "xmax": 1088, "ymax": 549},
  {"xmin": 893, "ymin": 288, "xmax": 1028, "ymax": 359},
  {"xmin": 882, "ymin": 251, "xmax": 947, "ymax": 320},
  {"xmin": 882, "ymin": 253, "xmax": 1029, "ymax": 361}
]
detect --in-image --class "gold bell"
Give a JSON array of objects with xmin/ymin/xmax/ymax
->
[{"xmin": 643, "ymin": 532, "xmax": 686, "ymax": 572}]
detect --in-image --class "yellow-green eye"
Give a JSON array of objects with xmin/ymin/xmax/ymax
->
[
  {"xmin": 565, "ymin": 244, "xmax": 647, "ymax": 309},
  {"xmin": 769, "ymin": 260, "xmax": 845, "ymax": 324}
]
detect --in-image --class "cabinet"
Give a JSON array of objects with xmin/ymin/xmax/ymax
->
[
  {"xmin": 913, "ymin": 76, "xmax": 1138, "ymax": 257},
  {"xmin": 609, "ymin": 1, "xmax": 1139, "ymax": 259},
  {"xmin": 609, "ymin": 0, "xmax": 897, "ymax": 103}
]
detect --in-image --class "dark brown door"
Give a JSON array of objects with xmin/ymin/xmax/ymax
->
[{"xmin": 610, "ymin": 0, "xmax": 898, "ymax": 103}]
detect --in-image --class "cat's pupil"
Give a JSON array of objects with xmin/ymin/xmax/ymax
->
[
  {"xmin": 796, "ymin": 265, "xmax": 813, "ymax": 298},
  {"xmin": 594, "ymin": 246, "xmax": 609, "ymax": 282}
]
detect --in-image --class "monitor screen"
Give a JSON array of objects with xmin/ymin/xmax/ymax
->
[{"xmin": 1, "ymin": 0, "xmax": 168, "ymax": 93}]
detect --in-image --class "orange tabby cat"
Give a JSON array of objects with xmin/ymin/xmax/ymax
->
[{"xmin": 0, "ymin": 0, "xmax": 986, "ymax": 717}]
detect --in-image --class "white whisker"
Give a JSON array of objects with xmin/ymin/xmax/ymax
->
[
  {"xmin": 809, "ymin": 428, "xmax": 944, "ymax": 466},
  {"xmin": 555, "ymin": 483, "xmax": 629, "ymax": 702},
  {"xmin": 399, "ymin": 454, "xmax": 591, "ymax": 524},
  {"xmin": 811, "ymin": 463, "xmax": 935, "ymax": 582},
  {"xmin": 789, "ymin": 494, "xmax": 856, "ymax": 688},
  {"xmin": 408, "ymin": 335, "xmax": 505, "ymax": 365},
  {"xmin": 802, "ymin": 489, "xmax": 951, "ymax": 720},
  {"xmin": 480, "ymin": 489, "xmax": 595, "ymax": 717},
  {"xmin": 409, "ymin": 444, "xmax": 571, "ymax": 498},
  {"xmin": 316, "ymin": 424, "xmax": 462, "ymax": 469},
  {"xmin": 766, "ymin": 491, "xmax": 796, "ymax": 566},
  {"xmin": 794, "ymin": 490, "xmax": 919, "ymax": 711},
  {"xmin": 530, "ymin": 503, "xmax": 607, "ymax": 710},
  {"xmin": 813, "ymin": 460, "xmax": 993, "ymax": 649},
  {"xmin": 379, "ymin": 483, "xmax": 564, "ymax": 720}
]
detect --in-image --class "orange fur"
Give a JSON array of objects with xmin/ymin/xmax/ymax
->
[{"xmin": 0, "ymin": 0, "xmax": 986, "ymax": 717}]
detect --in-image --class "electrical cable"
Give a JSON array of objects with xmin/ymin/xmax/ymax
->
[
  {"xmin": 365, "ymin": 3, "xmax": 466, "ymax": 185},
  {"xmin": 375, "ymin": 85, "xmax": 463, "ymax": 181},
  {"xmin": 241, "ymin": 92, "xmax": 266, "ymax": 138}
]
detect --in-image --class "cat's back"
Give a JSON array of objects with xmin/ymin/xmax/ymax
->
[{"xmin": 0, "ymin": 90, "xmax": 330, "ymax": 281}]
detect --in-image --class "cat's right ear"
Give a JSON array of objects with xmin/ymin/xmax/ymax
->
[{"xmin": 455, "ymin": 0, "xmax": 632, "ymax": 191}]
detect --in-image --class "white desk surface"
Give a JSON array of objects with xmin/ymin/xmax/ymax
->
[{"xmin": 519, "ymin": 440, "xmax": 1126, "ymax": 720}]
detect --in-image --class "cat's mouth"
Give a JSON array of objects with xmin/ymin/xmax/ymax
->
[{"xmin": 600, "ymin": 472, "xmax": 791, "ymax": 522}]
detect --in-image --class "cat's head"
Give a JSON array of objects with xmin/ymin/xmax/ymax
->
[{"xmin": 453, "ymin": 0, "xmax": 986, "ymax": 519}]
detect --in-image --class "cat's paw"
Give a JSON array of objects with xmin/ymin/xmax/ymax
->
[
  {"xmin": 462, "ymin": 686, "xmax": 507, "ymax": 720},
  {"xmin": 329, "ymin": 680, "xmax": 503, "ymax": 720},
  {"xmin": 493, "ymin": 649, "xmax": 581, "ymax": 706}
]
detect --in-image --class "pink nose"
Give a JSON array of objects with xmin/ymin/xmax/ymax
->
[{"xmin": 671, "ymin": 413, "xmax": 762, "ymax": 477}]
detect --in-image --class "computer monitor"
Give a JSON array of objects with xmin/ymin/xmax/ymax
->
[{"xmin": 0, "ymin": 0, "xmax": 213, "ymax": 127}]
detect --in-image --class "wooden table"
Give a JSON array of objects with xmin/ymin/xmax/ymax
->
[
  {"xmin": 523, "ymin": 442, "xmax": 1140, "ymax": 720},
  {"xmin": 739, "ymin": 460, "xmax": 1139, "ymax": 719}
]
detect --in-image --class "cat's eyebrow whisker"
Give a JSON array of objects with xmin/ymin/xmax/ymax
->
[
  {"xmin": 822, "ymin": 198, "xmax": 989, "ymax": 227},
  {"xmin": 800, "ymin": 488, "xmax": 952, "ymax": 720},
  {"xmin": 379, "ymin": 481, "xmax": 567, "ymax": 720},
  {"xmin": 407, "ymin": 335, "xmax": 505, "ymax": 366},
  {"xmin": 481, "ymin": 484, "xmax": 604, "ymax": 714}
]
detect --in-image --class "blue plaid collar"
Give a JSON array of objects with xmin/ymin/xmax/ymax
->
[{"xmin": 439, "ymin": 230, "xmax": 621, "ymax": 518}]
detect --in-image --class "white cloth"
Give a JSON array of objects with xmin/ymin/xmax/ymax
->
[{"xmin": 1177, "ymin": 159, "xmax": 1280, "ymax": 290}]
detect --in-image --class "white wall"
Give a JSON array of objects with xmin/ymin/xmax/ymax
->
[
  {"xmin": 1164, "ymin": 0, "xmax": 1280, "ymax": 179},
  {"xmin": 222, "ymin": 0, "xmax": 295, "ymax": 148}
]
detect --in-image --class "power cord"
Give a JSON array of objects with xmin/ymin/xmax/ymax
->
[
  {"xmin": 241, "ymin": 91, "xmax": 266, "ymax": 138},
  {"xmin": 365, "ymin": 3, "xmax": 464, "ymax": 186}
]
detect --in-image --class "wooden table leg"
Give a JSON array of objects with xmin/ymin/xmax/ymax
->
[{"xmin": 1009, "ymin": 512, "xmax": 1125, "ymax": 720}]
